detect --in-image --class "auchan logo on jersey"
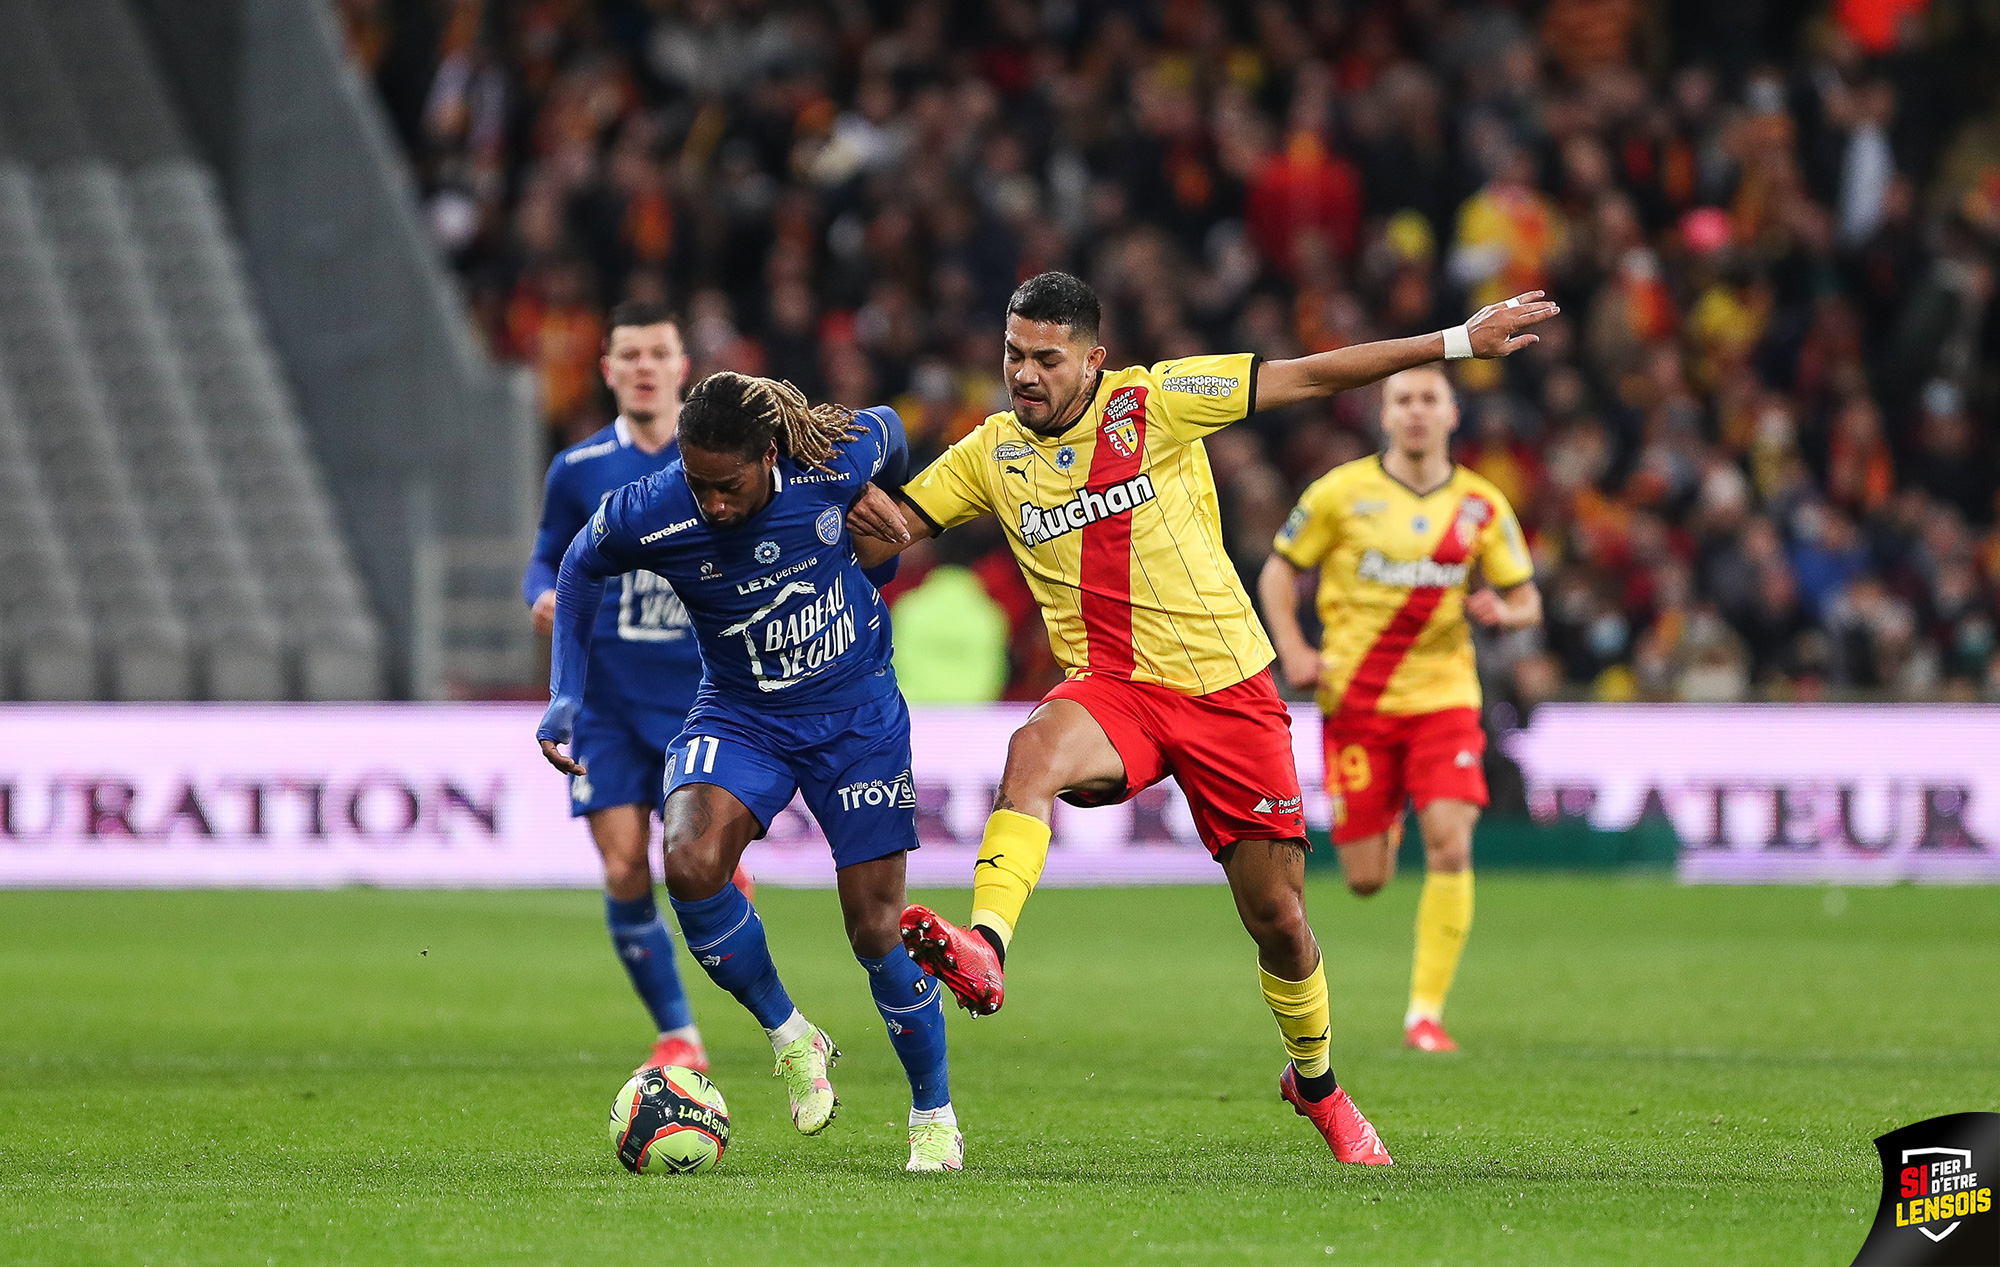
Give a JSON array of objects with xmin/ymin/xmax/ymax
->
[
  {"xmin": 1101, "ymin": 385, "xmax": 1146, "ymax": 456},
  {"xmin": 1357, "ymin": 549, "xmax": 1469, "ymax": 589},
  {"xmin": 1018, "ymin": 473, "xmax": 1158, "ymax": 547}
]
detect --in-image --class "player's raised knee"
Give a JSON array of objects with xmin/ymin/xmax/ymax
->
[
  {"xmin": 1346, "ymin": 873, "xmax": 1388, "ymax": 898},
  {"xmin": 999, "ymin": 722, "xmax": 1067, "ymax": 799}
]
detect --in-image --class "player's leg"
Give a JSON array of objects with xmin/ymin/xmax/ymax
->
[
  {"xmin": 1405, "ymin": 799, "xmax": 1476, "ymax": 1051},
  {"xmin": 1219, "ymin": 837, "xmax": 1388, "ymax": 1165},
  {"xmin": 587, "ymin": 803, "xmax": 705, "ymax": 1072},
  {"xmin": 659, "ymin": 783, "xmax": 781, "ymax": 1025},
  {"xmin": 970, "ymin": 696, "xmax": 1127, "ymax": 950},
  {"xmin": 1173, "ymin": 670, "xmax": 1389, "ymax": 1164},
  {"xmin": 802, "ymin": 691, "xmax": 959, "ymax": 1170},
  {"xmin": 837, "ymin": 853, "xmax": 959, "ymax": 1172},
  {"xmin": 901, "ymin": 684, "xmax": 1144, "ymax": 1015},
  {"xmin": 1219, "ymin": 837, "xmax": 1320, "ymax": 1028},
  {"xmin": 1333, "ymin": 826, "xmax": 1398, "ymax": 897},
  {"xmin": 1323, "ymin": 711, "xmax": 1406, "ymax": 898},
  {"xmin": 1402, "ymin": 707, "xmax": 1488, "ymax": 1052},
  {"xmin": 660, "ymin": 727, "xmax": 841, "ymax": 1135},
  {"xmin": 569, "ymin": 710, "xmax": 705, "ymax": 1072}
]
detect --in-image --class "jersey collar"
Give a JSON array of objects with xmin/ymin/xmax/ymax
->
[
  {"xmin": 1376, "ymin": 453, "xmax": 1458, "ymax": 498},
  {"xmin": 613, "ymin": 416, "xmax": 633, "ymax": 448}
]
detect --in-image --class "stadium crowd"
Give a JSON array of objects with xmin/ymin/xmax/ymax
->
[{"xmin": 348, "ymin": 0, "xmax": 2000, "ymax": 704}]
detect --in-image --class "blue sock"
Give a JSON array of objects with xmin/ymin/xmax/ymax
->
[
  {"xmin": 669, "ymin": 884, "xmax": 795, "ymax": 1031},
  {"xmin": 605, "ymin": 893, "xmax": 693, "ymax": 1034},
  {"xmin": 859, "ymin": 946, "xmax": 950, "ymax": 1111}
]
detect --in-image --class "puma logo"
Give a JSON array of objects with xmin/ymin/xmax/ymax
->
[
  {"xmin": 1297, "ymin": 1028, "xmax": 1329, "ymax": 1045},
  {"xmin": 1003, "ymin": 463, "xmax": 1029, "ymax": 478},
  {"xmin": 974, "ymin": 855, "xmax": 1005, "ymax": 870}
]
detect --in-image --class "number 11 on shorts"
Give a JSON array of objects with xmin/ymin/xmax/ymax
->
[{"xmin": 682, "ymin": 736, "xmax": 719, "ymax": 775}]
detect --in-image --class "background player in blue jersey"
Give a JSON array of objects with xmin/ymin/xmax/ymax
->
[
  {"xmin": 523, "ymin": 302, "xmax": 745, "ymax": 1077},
  {"xmin": 536, "ymin": 372, "xmax": 962, "ymax": 1173}
]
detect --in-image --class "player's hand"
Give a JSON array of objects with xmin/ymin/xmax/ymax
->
[
  {"xmin": 1467, "ymin": 291, "xmax": 1560, "ymax": 358},
  {"xmin": 1465, "ymin": 588, "xmax": 1507, "ymax": 627},
  {"xmin": 529, "ymin": 589, "xmax": 557, "ymax": 636},
  {"xmin": 539, "ymin": 738, "xmax": 586, "ymax": 777},
  {"xmin": 846, "ymin": 484, "xmax": 911, "ymax": 545},
  {"xmin": 1279, "ymin": 644, "xmax": 1321, "ymax": 692},
  {"xmin": 537, "ymin": 697, "xmax": 583, "ymax": 775}
]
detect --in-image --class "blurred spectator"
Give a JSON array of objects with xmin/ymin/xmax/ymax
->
[
  {"xmin": 363, "ymin": 0, "xmax": 2000, "ymax": 703},
  {"xmin": 890, "ymin": 534, "xmax": 1011, "ymax": 704}
]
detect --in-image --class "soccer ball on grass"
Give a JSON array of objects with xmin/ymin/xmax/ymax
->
[{"xmin": 609, "ymin": 1064, "xmax": 730, "ymax": 1174}]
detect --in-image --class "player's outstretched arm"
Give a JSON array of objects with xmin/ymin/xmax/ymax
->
[
  {"xmin": 537, "ymin": 530, "xmax": 613, "ymax": 776},
  {"xmin": 1254, "ymin": 292, "xmax": 1559, "ymax": 413},
  {"xmin": 1257, "ymin": 554, "xmax": 1322, "ymax": 691}
]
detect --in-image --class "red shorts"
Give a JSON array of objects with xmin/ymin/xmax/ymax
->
[
  {"xmin": 1322, "ymin": 707, "xmax": 1487, "ymax": 845},
  {"xmin": 1044, "ymin": 668, "xmax": 1307, "ymax": 856}
]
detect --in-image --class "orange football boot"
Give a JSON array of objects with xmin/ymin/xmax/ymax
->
[
  {"xmin": 1404, "ymin": 1017, "xmax": 1457, "ymax": 1052},
  {"xmin": 898, "ymin": 905, "xmax": 1004, "ymax": 1016},
  {"xmin": 1279, "ymin": 1064, "xmax": 1394, "ymax": 1165}
]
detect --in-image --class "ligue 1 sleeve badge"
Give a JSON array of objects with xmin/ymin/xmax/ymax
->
[{"xmin": 1852, "ymin": 1113, "xmax": 1998, "ymax": 1266}]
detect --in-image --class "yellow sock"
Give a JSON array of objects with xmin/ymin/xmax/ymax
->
[
  {"xmin": 968, "ymin": 809, "xmax": 1052, "ymax": 950},
  {"xmin": 1408, "ymin": 869, "xmax": 1473, "ymax": 1025},
  {"xmin": 1258, "ymin": 957, "xmax": 1332, "ymax": 1077}
]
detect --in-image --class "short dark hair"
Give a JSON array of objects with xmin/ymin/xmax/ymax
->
[
  {"xmin": 605, "ymin": 301, "xmax": 678, "ymax": 342},
  {"xmin": 1005, "ymin": 271, "xmax": 1100, "ymax": 342}
]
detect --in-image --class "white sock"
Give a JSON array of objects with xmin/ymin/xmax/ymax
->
[
  {"xmin": 1404, "ymin": 1005, "xmax": 1442, "ymax": 1029},
  {"xmin": 909, "ymin": 1102, "xmax": 957, "ymax": 1129},
  {"xmin": 658, "ymin": 1024, "xmax": 700, "ymax": 1045},
  {"xmin": 765, "ymin": 1009, "xmax": 810, "ymax": 1051}
]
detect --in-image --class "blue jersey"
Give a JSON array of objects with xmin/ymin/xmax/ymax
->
[
  {"xmin": 542, "ymin": 406, "xmax": 909, "ymax": 730},
  {"xmin": 526, "ymin": 418, "xmax": 703, "ymax": 717}
]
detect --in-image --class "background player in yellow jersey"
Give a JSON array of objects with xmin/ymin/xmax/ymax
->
[
  {"xmin": 1259, "ymin": 365, "xmax": 1544, "ymax": 1054},
  {"xmin": 848, "ymin": 272, "xmax": 1554, "ymax": 1163}
]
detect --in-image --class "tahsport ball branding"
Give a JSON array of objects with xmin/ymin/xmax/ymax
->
[{"xmin": 609, "ymin": 1065, "xmax": 731, "ymax": 1175}]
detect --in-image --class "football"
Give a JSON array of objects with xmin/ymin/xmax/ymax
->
[{"xmin": 608, "ymin": 1065, "xmax": 730, "ymax": 1175}]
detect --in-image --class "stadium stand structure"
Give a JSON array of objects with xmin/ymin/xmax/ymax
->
[{"xmin": 0, "ymin": 0, "xmax": 540, "ymax": 700}]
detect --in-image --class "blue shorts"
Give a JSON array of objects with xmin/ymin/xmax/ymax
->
[
  {"xmin": 665, "ymin": 689, "xmax": 918, "ymax": 870},
  {"xmin": 569, "ymin": 698, "xmax": 688, "ymax": 818}
]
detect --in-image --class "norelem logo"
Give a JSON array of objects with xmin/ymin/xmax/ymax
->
[{"xmin": 1852, "ymin": 1112, "xmax": 1998, "ymax": 1266}]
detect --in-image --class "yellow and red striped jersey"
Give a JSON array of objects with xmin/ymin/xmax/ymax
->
[
  {"xmin": 1274, "ymin": 457, "xmax": 1532, "ymax": 716},
  {"xmin": 900, "ymin": 353, "xmax": 1273, "ymax": 696}
]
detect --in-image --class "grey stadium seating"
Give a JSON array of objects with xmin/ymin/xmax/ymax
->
[{"xmin": 0, "ymin": 0, "xmax": 382, "ymax": 698}]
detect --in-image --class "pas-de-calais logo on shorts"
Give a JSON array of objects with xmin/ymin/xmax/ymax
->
[
  {"xmin": 815, "ymin": 507, "xmax": 842, "ymax": 545},
  {"xmin": 1852, "ymin": 1112, "xmax": 1997, "ymax": 1266}
]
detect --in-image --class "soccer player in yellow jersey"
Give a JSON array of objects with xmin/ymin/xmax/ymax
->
[
  {"xmin": 846, "ymin": 272, "xmax": 1555, "ymax": 1162},
  {"xmin": 1258, "ymin": 365, "xmax": 1544, "ymax": 1055}
]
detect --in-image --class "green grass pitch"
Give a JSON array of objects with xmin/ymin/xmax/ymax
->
[{"xmin": 2, "ymin": 876, "xmax": 1994, "ymax": 1265}]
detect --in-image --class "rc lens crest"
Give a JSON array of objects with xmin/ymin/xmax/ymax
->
[{"xmin": 1101, "ymin": 385, "xmax": 1146, "ymax": 457}]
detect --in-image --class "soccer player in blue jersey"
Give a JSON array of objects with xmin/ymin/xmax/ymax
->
[
  {"xmin": 536, "ymin": 372, "xmax": 961, "ymax": 1173},
  {"xmin": 523, "ymin": 302, "xmax": 746, "ymax": 1077}
]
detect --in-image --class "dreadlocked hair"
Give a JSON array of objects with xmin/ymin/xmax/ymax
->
[{"xmin": 679, "ymin": 371, "xmax": 860, "ymax": 471}]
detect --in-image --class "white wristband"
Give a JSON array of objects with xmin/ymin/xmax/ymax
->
[{"xmin": 1442, "ymin": 324, "xmax": 1473, "ymax": 360}]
